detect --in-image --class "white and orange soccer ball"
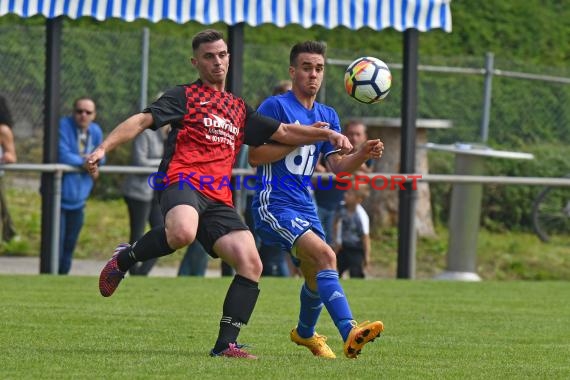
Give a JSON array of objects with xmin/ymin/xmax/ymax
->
[{"xmin": 344, "ymin": 57, "xmax": 392, "ymax": 104}]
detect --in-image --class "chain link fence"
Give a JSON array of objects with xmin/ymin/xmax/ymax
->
[
  {"xmin": 2, "ymin": 24, "xmax": 569, "ymax": 156},
  {"xmin": 2, "ymin": 21, "xmax": 569, "ymax": 206}
]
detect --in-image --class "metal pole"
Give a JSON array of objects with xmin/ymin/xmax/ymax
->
[
  {"xmin": 140, "ymin": 27, "xmax": 150, "ymax": 110},
  {"xmin": 50, "ymin": 170, "xmax": 63, "ymax": 274},
  {"xmin": 227, "ymin": 23, "xmax": 244, "ymax": 96},
  {"xmin": 224, "ymin": 23, "xmax": 244, "ymax": 278},
  {"xmin": 397, "ymin": 29, "xmax": 419, "ymax": 279},
  {"xmin": 480, "ymin": 52, "xmax": 494, "ymax": 143},
  {"xmin": 40, "ymin": 17, "xmax": 62, "ymax": 274}
]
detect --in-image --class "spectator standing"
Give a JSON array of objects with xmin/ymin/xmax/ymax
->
[
  {"xmin": 313, "ymin": 156, "xmax": 344, "ymax": 246},
  {"xmin": 314, "ymin": 120, "xmax": 372, "ymax": 245},
  {"xmin": 122, "ymin": 127, "xmax": 166, "ymax": 275},
  {"xmin": 58, "ymin": 97, "xmax": 104, "ymax": 275},
  {"xmin": 0, "ymin": 95, "xmax": 18, "ymax": 243},
  {"xmin": 344, "ymin": 120, "xmax": 373, "ymax": 174},
  {"xmin": 334, "ymin": 185, "xmax": 371, "ymax": 279}
]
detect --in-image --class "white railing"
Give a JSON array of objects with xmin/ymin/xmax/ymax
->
[{"xmin": 6, "ymin": 163, "xmax": 570, "ymax": 185}]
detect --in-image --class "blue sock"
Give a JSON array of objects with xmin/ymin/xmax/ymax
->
[
  {"xmin": 316, "ymin": 269, "xmax": 354, "ymax": 341},
  {"xmin": 297, "ymin": 283, "xmax": 323, "ymax": 339}
]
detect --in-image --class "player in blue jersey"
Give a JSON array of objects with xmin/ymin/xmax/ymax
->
[{"xmin": 249, "ymin": 41, "xmax": 385, "ymax": 359}]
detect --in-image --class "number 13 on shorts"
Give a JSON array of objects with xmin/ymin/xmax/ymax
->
[{"xmin": 291, "ymin": 217, "xmax": 310, "ymax": 230}]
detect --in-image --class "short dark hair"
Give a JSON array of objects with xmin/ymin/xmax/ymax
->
[
  {"xmin": 192, "ymin": 29, "xmax": 225, "ymax": 52},
  {"xmin": 0, "ymin": 95, "xmax": 14, "ymax": 128},
  {"xmin": 344, "ymin": 119, "xmax": 367, "ymax": 133},
  {"xmin": 272, "ymin": 80, "xmax": 292, "ymax": 95},
  {"xmin": 73, "ymin": 97, "xmax": 96, "ymax": 110},
  {"xmin": 289, "ymin": 41, "xmax": 327, "ymax": 66}
]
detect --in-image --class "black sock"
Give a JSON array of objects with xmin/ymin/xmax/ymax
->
[
  {"xmin": 213, "ymin": 274, "xmax": 260, "ymax": 353},
  {"xmin": 117, "ymin": 227, "xmax": 175, "ymax": 272}
]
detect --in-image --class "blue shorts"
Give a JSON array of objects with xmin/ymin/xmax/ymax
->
[{"xmin": 253, "ymin": 206, "xmax": 326, "ymax": 252}]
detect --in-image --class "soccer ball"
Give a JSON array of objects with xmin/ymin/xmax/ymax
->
[{"xmin": 344, "ymin": 57, "xmax": 392, "ymax": 104}]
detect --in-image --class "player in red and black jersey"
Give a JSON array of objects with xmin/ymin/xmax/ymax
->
[{"xmin": 86, "ymin": 29, "xmax": 352, "ymax": 359}]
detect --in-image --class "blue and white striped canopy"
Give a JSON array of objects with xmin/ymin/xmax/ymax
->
[{"xmin": 0, "ymin": 0, "xmax": 451, "ymax": 32}]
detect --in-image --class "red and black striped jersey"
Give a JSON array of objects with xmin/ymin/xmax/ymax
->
[{"xmin": 143, "ymin": 80, "xmax": 279, "ymax": 206}]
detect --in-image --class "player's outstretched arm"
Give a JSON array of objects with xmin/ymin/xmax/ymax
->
[
  {"xmin": 327, "ymin": 139, "xmax": 384, "ymax": 174},
  {"xmin": 86, "ymin": 112, "xmax": 153, "ymax": 173},
  {"xmin": 248, "ymin": 143, "xmax": 297, "ymax": 167},
  {"xmin": 270, "ymin": 122, "xmax": 352, "ymax": 154}
]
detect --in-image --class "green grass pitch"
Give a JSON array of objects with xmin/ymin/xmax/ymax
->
[{"xmin": 1, "ymin": 276, "xmax": 569, "ymax": 379}]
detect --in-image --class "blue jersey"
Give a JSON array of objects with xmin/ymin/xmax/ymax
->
[
  {"xmin": 253, "ymin": 91, "xmax": 341, "ymax": 211},
  {"xmin": 251, "ymin": 91, "xmax": 341, "ymax": 250}
]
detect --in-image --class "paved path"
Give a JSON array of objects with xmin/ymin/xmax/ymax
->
[{"xmin": 0, "ymin": 256, "xmax": 221, "ymax": 277}]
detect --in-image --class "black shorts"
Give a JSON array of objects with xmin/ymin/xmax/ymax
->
[{"xmin": 158, "ymin": 183, "xmax": 249, "ymax": 257}]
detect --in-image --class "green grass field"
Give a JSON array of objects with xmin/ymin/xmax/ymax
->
[{"xmin": 1, "ymin": 276, "xmax": 568, "ymax": 379}]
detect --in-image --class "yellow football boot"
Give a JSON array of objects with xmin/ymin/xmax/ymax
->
[
  {"xmin": 290, "ymin": 328, "xmax": 337, "ymax": 359},
  {"xmin": 343, "ymin": 320, "xmax": 384, "ymax": 359}
]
